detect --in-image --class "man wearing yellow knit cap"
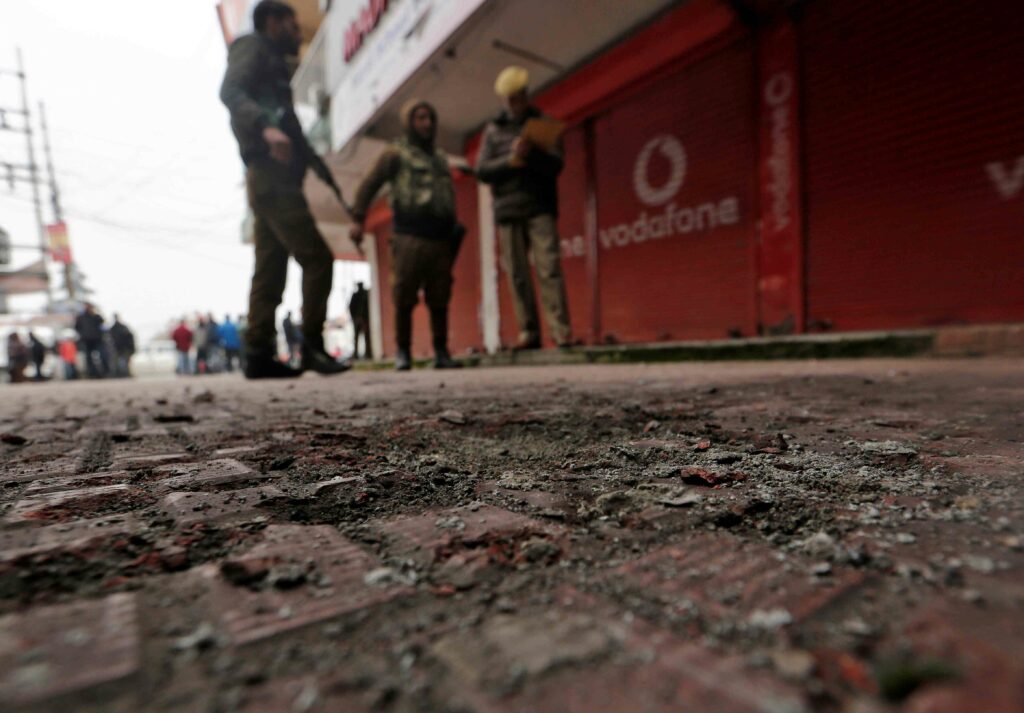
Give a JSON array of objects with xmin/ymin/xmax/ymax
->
[{"xmin": 476, "ymin": 66, "xmax": 572, "ymax": 350}]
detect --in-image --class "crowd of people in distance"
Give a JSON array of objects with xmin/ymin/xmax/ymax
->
[
  {"xmin": 4, "ymin": 303, "xmax": 136, "ymax": 384},
  {"xmin": 171, "ymin": 314, "xmax": 245, "ymax": 376}
]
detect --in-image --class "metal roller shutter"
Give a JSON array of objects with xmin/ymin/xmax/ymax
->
[
  {"xmin": 802, "ymin": 0, "xmax": 1024, "ymax": 330},
  {"xmin": 593, "ymin": 39, "xmax": 759, "ymax": 343}
]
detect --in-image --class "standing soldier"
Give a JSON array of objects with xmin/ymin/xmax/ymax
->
[
  {"xmin": 349, "ymin": 100, "xmax": 462, "ymax": 371},
  {"xmin": 219, "ymin": 0, "xmax": 349, "ymax": 378},
  {"xmin": 476, "ymin": 66, "xmax": 573, "ymax": 350}
]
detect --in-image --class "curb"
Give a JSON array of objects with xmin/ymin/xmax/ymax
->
[{"xmin": 352, "ymin": 324, "xmax": 1024, "ymax": 371}]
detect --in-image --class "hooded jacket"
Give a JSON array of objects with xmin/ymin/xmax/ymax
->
[
  {"xmin": 475, "ymin": 106, "xmax": 563, "ymax": 223},
  {"xmin": 351, "ymin": 100, "xmax": 456, "ymax": 240}
]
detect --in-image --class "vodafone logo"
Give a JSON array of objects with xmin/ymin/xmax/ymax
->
[
  {"xmin": 561, "ymin": 132, "xmax": 741, "ymax": 258},
  {"xmin": 633, "ymin": 135, "xmax": 686, "ymax": 206}
]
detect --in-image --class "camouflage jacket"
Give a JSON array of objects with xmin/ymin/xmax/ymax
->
[
  {"xmin": 219, "ymin": 32, "xmax": 313, "ymax": 177},
  {"xmin": 352, "ymin": 138, "xmax": 456, "ymax": 240}
]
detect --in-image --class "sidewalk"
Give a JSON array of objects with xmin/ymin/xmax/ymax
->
[
  {"xmin": 362, "ymin": 324, "xmax": 1024, "ymax": 371},
  {"xmin": 1, "ymin": 359, "xmax": 1021, "ymax": 712}
]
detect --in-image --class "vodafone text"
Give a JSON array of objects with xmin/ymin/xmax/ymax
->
[
  {"xmin": 763, "ymin": 72, "xmax": 794, "ymax": 233},
  {"xmin": 560, "ymin": 134, "xmax": 741, "ymax": 258}
]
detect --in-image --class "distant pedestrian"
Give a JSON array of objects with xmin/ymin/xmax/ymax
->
[
  {"xmin": 282, "ymin": 311, "xmax": 302, "ymax": 367},
  {"xmin": 350, "ymin": 99, "xmax": 462, "ymax": 370},
  {"xmin": 28, "ymin": 332, "xmax": 47, "ymax": 381},
  {"xmin": 220, "ymin": 315, "xmax": 242, "ymax": 372},
  {"xmin": 476, "ymin": 66, "xmax": 572, "ymax": 350},
  {"xmin": 109, "ymin": 314, "xmax": 136, "ymax": 378},
  {"xmin": 74, "ymin": 303, "xmax": 109, "ymax": 378},
  {"xmin": 58, "ymin": 337, "xmax": 78, "ymax": 380},
  {"xmin": 348, "ymin": 282, "xmax": 371, "ymax": 360},
  {"xmin": 236, "ymin": 314, "xmax": 248, "ymax": 371},
  {"xmin": 194, "ymin": 316, "xmax": 210, "ymax": 374},
  {"xmin": 206, "ymin": 313, "xmax": 223, "ymax": 372},
  {"xmin": 6, "ymin": 333, "xmax": 29, "ymax": 384},
  {"xmin": 171, "ymin": 319, "xmax": 193, "ymax": 375}
]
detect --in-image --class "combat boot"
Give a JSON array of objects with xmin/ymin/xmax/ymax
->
[
  {"xmin": 395, "ymin": 349, "xmax": 412, "ymax": 372},
  {"xmin": 244, "ymin": 350, "xmax": 303, "ymax": 380},
  {"xmin": 301, "ymin": 345, "xmax": 351, "ymax": 375},
  {"xmin": 434, "ymin": 350, "xmax": 463, "ymax": 369}
]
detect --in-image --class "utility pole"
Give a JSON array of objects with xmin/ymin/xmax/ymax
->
[
  {"xmin": 38, "ymin": 101, "xmax": 75, "ymax": 302},
  {"xmin": 0, "ymin": 49, "xmax": 52, "ymax": 307}
]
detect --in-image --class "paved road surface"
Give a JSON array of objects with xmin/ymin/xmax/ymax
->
[{"xmin": 1, "ymin": 359, "xmax": 1021, "ymax": 712}]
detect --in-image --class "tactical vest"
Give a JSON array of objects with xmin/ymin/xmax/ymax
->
[{"xmin": 390, "ymin": 138, "xmax": 455, "ymax": 222}]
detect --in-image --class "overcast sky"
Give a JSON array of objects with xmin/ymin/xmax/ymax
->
[{"xmin": 0, "ymin": 0, "xmax": 367, "ymax": 343}]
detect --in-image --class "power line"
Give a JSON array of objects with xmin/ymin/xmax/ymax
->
[
  {"xmin": 1, "ymin": 190, "xmax": 241, "ymax": 238},
  {"xmin": 0, "ymin": 192, "xmax": 247, "ymax": 268}
]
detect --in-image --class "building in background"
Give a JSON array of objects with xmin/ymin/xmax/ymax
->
[{"xmin": 280, "ymin": 0, "xmax": 1023, "ymax": 360}]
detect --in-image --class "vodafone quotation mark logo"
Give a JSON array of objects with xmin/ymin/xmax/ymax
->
[{"xmin": 633, "ymin": 135, "xmax": 687, "ymax": 206}]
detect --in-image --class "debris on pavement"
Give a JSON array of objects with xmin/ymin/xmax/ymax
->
[{"xmin": 0, "ymin": 360, "xmax": 1021, "ymax": 712}]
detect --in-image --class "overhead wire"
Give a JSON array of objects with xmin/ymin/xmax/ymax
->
[{"xmin": 0, "ymin": 192, "xmax": 247, "ymax": 268}]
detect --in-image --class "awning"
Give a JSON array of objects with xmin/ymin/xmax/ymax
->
[
  {"xmin": 327, "ymin": 0, "xmax": 681, "ymax": 154},
  {"xmin": 300, "ymin": 0, "xmax": 682, "ymax": 248},
  {"xmin": 0, "ymin": 259, "xmax": 49, "ymax": 296}
]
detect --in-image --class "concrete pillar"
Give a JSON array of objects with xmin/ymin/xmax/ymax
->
[
  {"xmin": 364, "ymin": 233, "xmax": 385, "ymax": 361},
  {"xmin": 477, "ymin": 183, "xmax": 500, "ymax": 354}
]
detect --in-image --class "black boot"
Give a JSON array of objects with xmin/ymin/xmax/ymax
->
[
  {"xmin": 244, "ymin": 350, "xmax": 303, "ymax": 379},
  {"xmin": 434, "ymin": 350, "xmax": 463, "ymax": 369},
  {"xmin": 301, "ymin": 345, "xmax": 351, "ymax": 375},
  {"xmin": 395, "ymin": 349, "xmax": 412, "ymax": 372}
]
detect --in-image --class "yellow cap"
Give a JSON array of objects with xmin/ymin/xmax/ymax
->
[{"xmin": 494, "ymin": 66, "xmax": 529, "ymax": 97}]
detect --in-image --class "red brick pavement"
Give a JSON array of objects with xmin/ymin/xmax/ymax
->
[
  {"xmin": 0, "ymin": 360, "xmax": 1020, "ymax": 712},
  {"xmin": 0, "ymin": 592, "xmax": 139, "ymax": 707}
]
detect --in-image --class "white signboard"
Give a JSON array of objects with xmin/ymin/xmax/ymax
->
[{"xmin": 325, "ymin": 0, "xmax": 488, "ymax": 151}]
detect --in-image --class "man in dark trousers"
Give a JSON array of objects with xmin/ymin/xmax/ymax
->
[
  {"xmin": 74, "ymin": 303, "xmax": 108, "ymax": 378},
  {"xmin": 28, "ymin": 332, "xmax": 47, "ymax": 381},
  {"xmin": 350, "ymin": 99, "xmax": 462, "ymax": 371},
  {"xmin": 282, "ymin": 310, "xmax": 302, "ymax": 366},
  {"xmin": 220, "ymin": 315, "xmax": 242, "ymax": 372},
  {"xmin": 109, "ymin": 314, "xmax": 136, "ymax": 378},
  {"xmin": 220, "ymin": 0, "xmax": 348, "ymax": 378},
  {"xmin": 476, "ymin": 66, "xmax": 572, "ymax": 350},
  {"xmin": 348, "ymin": 282, "xmax": 371, "ymax": 360}
]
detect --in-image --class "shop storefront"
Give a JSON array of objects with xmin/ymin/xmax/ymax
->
[
  {"xmin": 294, "ymin": 0, "xmax": 1023, "ymax": 358},
  {"xmin": 800, "ymin": 0, "xmax": 1024, "ymax": 331}
]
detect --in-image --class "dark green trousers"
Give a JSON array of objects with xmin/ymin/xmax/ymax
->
[
  {"xmin": 245, "ymin": 158, "xmax": 333, "ymax": 354},
  {"xmin": 390, "ymin": 232, "xmax": 453, "ymax": 354}
]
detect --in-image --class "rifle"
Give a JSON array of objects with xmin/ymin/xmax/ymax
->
[
  {"xmin": 308, "ymin": 152, "xmax": 365, "ymax": 257},
  {"xmin": 309, "ymin": 153, "xmax": 352, "ymax": 215}
]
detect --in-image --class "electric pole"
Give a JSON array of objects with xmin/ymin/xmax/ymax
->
[
  {"xmin": 0, "ymin": 49, "xmax": 53, "ymax": 307},
  {"xmin": 38, "ymin": 101, "xmax": 75, "ymax": 302}
]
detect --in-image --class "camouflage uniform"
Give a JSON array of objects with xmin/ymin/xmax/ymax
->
[
  {"xmin": 352, "ymin": 108, "xmax": 457, "ymax": 358},
  {"xmin": 220, "ymin": 32, "xmax": 333, "ymax": 356}
]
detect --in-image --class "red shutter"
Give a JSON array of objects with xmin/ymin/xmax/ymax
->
[
  {"xmin": 449, "ymin": 174, "xmax": 483, "ymax": 355},
  {"xmin": 802, "ymin": 0, "xmax": 1024, "ymax": 330},
  {"xmin": 592, "ymin": 39, "xmax": 759, "ymax": 343}
]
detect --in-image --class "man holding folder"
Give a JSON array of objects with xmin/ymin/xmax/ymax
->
[{"xmin": 476, "ymin": 66, "xmax": 573, "ymax": 350}]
